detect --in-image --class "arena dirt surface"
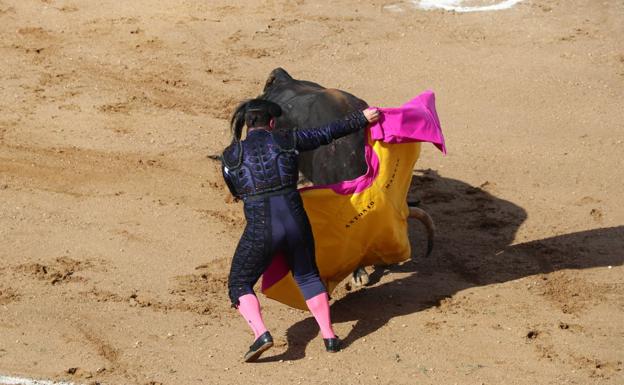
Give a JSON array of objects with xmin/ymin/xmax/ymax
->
[{"xmin": 1, "ymin": 1, "xmax": 623, "ymax": 384}]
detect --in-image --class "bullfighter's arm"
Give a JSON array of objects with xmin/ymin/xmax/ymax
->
[{"xmin": 294, "ymin": 111, "xmax": 369, "ymax": 152}]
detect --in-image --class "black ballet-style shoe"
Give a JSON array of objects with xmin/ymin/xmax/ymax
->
[
  {"xmin": 323, "ymin": 337, "xmax": 341, "ymax": 353},
  {"xmin": 244, "ymin": 331, "xmax": 273, "ymax": 362}
]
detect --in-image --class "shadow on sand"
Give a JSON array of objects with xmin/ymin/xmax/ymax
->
[{"xmin": 258, "ymin": 169, "xmax": 623, "ymax": 361}]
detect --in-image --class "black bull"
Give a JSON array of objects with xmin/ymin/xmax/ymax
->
[
  {"xmin": 258, "ymin": 68, "xmax": 434, "ymax": 262},
  {"xmin": 260, "ymin": 68, "xmax": 368, "ymax": 185}
]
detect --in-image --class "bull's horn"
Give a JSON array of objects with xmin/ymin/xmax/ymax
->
[{"xmin": 408, "ymin": 206, "xmax": 435, "ymax": 257}]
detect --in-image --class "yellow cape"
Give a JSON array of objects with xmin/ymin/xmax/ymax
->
[{"xmin": 261, "ymin": 91, "xmax": 444, "ymax": 310}]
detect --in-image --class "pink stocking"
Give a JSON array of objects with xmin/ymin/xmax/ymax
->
[
  {"xmin": 237, "ymin": 294, "xmax": 268, "ymax": 339},
  {"xmin": 305, "ymin": 292, "xmax": 336, "ymax": 339}
]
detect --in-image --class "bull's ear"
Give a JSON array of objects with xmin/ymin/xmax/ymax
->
[
  {"xmin": 263, "ymin": 68, "xmax": 293, "ymax": 92},
  {"xmin": 263, "ymin": 73, "xmax": 276, "ymax": 92}
]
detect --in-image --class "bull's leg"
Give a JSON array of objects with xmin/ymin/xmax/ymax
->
[
  {"xmin": 350, "ymin": 266, "xmax": 370, "ymax": 287},
  {"xmin": 349, "ymin": 206, "xmax": 434, "ymax": 289}
]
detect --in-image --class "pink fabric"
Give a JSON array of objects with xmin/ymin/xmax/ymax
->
[
  {"xmin": 237, "ymin": 294, "xmax": 268, "ymax": 339},
  {"xmin": 261, "ymin": 252, "xmax": 289, "ymax": 292},
  {"xmin": 369, "ymin": 90, "xmax": 446, "ymax": 153},
  {"xmin": 299, "ymin": 90, "xmax": 445, "ymax": 196},
  {"xmin": 305, "ymin": 292, "xmax": 335, "ymax": 339}
]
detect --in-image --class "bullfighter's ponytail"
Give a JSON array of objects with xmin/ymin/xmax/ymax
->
[{"xmin": 230, "ymin": 99, "xmax": 250, "ymax": 143}]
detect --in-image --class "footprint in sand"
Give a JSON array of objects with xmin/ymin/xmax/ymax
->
[{"xmin": 0, "ymin": 287, "xmax": 20, "ymax": 305}]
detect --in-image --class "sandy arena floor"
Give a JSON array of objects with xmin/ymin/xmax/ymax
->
[{"xmin": 0, "ymin": 1, "xmax": 623, "ymax": 384}]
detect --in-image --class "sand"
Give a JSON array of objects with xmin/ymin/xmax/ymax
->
[{"xmin": 0, "ymin": 0, "xmax": 623, "ymax": 384}]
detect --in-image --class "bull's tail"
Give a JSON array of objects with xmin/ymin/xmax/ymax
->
[{"xmin": 408, "ymin": 205, "xmax": 435, "ymax": 258}]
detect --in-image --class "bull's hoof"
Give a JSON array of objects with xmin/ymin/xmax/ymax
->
[{"xmin": 350, "ymin": 267, "xmax": 370, "ymax": 287}]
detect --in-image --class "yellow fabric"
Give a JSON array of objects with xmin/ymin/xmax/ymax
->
[{"xmin": 263, "ymin": 135, "xmax": 421, "ymax": 310}]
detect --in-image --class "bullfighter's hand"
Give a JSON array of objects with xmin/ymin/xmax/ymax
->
[{"xmin": 363, "ymin": 108, "xmax": 380, "ymax": 124}]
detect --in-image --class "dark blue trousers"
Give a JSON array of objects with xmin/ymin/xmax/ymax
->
[{"xmin": 228, "ymin": 190, "xmax": 326, "ymax": 306}]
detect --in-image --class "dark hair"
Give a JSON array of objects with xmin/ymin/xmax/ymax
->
[
  {"xmin": 229, "ymin": 99, "xmax": 249, "ymax": 143},
  {"xmin": 244, "ymin": 109, "xmax": 271, "ymax": 128},
  {"xmin": 229, "ymin": 99, "xmax": 282, "ymax": 142}
]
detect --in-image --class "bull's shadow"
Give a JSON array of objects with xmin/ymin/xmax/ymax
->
[{"xmin": 259, "ymin": 169, "xmax": 623, "ymax": 361}]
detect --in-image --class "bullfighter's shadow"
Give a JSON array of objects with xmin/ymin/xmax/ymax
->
[{"xmin": 257, "ymin": 169, "xmax": 623, "ymax": 362}]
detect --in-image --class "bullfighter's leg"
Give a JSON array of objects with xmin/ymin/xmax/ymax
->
[
  {"xmin": 228, "ymin": 203, "xmax": 274, "ymax": 362},
  {"xmin": 273, "ymin": 193, "xmax": 341, "ymax": 352}
]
